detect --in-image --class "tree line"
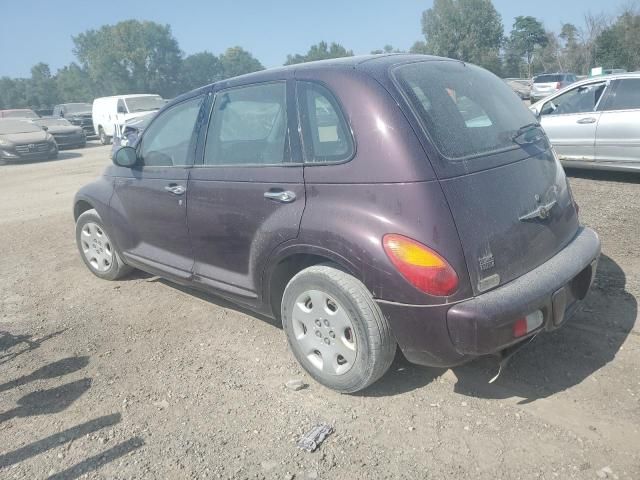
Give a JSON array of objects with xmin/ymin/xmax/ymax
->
[{"xmin": 2, "ymin": 3, "xmax": 639, "ymax": 110}]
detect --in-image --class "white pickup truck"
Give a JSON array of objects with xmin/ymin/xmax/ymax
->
[{"xmin": 92, "ymin": 94, "xmax": 165, "ymax": 145}]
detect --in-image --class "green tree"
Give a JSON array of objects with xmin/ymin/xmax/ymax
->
[
  {"xmin": 181, "ymin": 52, "xmax": 223, "ymax": 91},
  {"xmin": 508, "ymin": 16, "xmax": 548, "ymax": 78},
  {"xmin": 25, "ymin": 63, "xmax": 59, "ymax": 108},
  {"xmin": 371, "ymin": 45, "xmax": 404, "ymax": 54},
  {"xmin": 219, "ymin": 46, "xmax": 264, "ymax": 79},
  {"xmin": 0, "ymin": 77, "xmax": 28, "ymax": 109},
  {"xmin": 419, "ymin": 0, "xmax": 503, "ymax": 73},
  {"xmin": 285, "ymin": 41, "xmax": 353, "ymax": 65},
  {"xmin": 55, "ymin": 63, "xmax": 94, "ymax": 103},
  {"xmin": 595, "ymin": 11, "xmax": 640, "ymax": 70},
  {"xmin": 73, "ymin": 20, "xmax": 183, "ymax": 98}
]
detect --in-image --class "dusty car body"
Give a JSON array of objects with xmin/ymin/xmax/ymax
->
[
  {"xmin": 74, "ymin": 55, "xmax": 600, "ymax": 392},
  {"xmin": 0, "ymin": 119, "xmax": 58, "ymax": 162},
  {"xmin": 531, "ymin": 73, "xmax": 640, "ymax": 172},
  {"xmin": 32, "ymin": 118, "xmax": 86, "ymax": 149}
]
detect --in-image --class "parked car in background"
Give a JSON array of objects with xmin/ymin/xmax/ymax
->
[
  {"xmin": 530, "ymin": 73, "xmax": 578, "ymax": 103},
  {"xmin": 53, "ymin": 103, "xmax": 96, "ymax": 138},
  {"xmin": 32, "ymin": 118, "xmax": 86, "ymax": 149},
  {"xmin": 0, "ymin": 119, "xmax": 57, "ymax": 162},
  {"xmin": 92, "ymin": 94, "xmax": 165, "ymax": 145},
  {"xmin": 111, "ymin": 111, "xmax": 156, "ymax": 156},
  {"xmin": 74, "ymin": 55, "xmax": 600, "ymax": 393},
  {"xmin": 0, "ymin": 109, "xmax": 39, "ymax": 119},
  {"xmin": 531, "ymin": 73, "xmax": 640, "ymax": 172},
  {"xmin": 504, "ymin": 78, "xmax": 531, "ymax": 100}
]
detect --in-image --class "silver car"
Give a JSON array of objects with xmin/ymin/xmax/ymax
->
[
  {"xmin": 530, "ymin": 73, "xmax": 577, "ymax": 103},
  {"xmin": 530, "ymin": 73, "xmax": 640, "ymax": 172}
]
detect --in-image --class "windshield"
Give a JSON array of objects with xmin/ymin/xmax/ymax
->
[
  {"xmin": 33, "ymin": 118, "xmax": 72, "ymax": 127},
  {"xmin": 0, "ymin": 120, "xmax": 42, "ymax": 134},
  {"xmin": 64, "ymin": 103, "xmax": 92, "ymax": 114},
  {"xmin": 1, "ymin": 109, "xmax": 39, "ymax": 119},
  {"xmin": 124, "ymin": 96, "xmax": 165, "ymax": 113},
  {"xmin": 534, "ymin": 75, "xmax": 563, "ymax": 83},
  {"xmin": 394, "ymin": 61, "xmax": 536, "ymax": 159},
  {"xmin": 126, "ymin": 112, "xmax": 155, "ymax": 129}
]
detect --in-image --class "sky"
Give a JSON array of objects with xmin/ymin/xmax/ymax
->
[{"xmin": 0, "ymin": 0, "xmax": 628, "ymax": 78}]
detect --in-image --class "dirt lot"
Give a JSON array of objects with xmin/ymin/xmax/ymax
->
[{"xmin": 1, "ymin": 143, "xmax": 639, "ymax": 480}]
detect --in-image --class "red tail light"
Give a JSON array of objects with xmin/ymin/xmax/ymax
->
[{"xmin": 383, "ymin": 234, "xmax": 458, "ymax": 296}]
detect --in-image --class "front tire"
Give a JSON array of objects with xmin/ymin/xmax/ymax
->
[
  {"xmin": 98, "ymin": 127, "xmax": 111, "ymax": 145},
  {"xmin": 75, "ymin": 209, "xmax": 131, "ymax": 280},
  {"xmin": 281, "ymin": 264, "xmax": 396, "ymax": 393}
]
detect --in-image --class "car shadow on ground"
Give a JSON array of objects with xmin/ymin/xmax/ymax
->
[
  {"xmin": 359, "ymin": 254, "xmax": 636, "ymax": 400},
  {"xmin": 123, "ymin": 254, "xmax": 635, "ymax": 401},
  {"xmin": 565, "ymin": 168, "xmax": 640, "ymax": 184}
]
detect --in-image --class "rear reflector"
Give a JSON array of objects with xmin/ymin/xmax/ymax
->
[
  {"xmin": 513, "ymin": 310, "xmax": 544, "ymax": 338},
  {"xmin": 382, "ymin": 234, "xmax": 458, "ymax": 296}
]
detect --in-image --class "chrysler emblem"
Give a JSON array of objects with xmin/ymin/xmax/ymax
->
[{"xmin": 519, "ymin": 198, "xmax": 557, "ymax": 221}]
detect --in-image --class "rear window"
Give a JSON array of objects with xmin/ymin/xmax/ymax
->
[
  {"xmin": 394, "ymin": 61, "xmax": 535, "ymax": 159},
  {"xmin": 534, "ymin": 75, "xmax": 563, "ymax": 83}
]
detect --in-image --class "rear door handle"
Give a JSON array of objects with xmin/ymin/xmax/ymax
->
[
  {"xmin": 577, "ymin": 117, "xmax": 596, "ymax": 124},
  {"xmin": 264, "ymin": 190, "xmax": 296, "ymax": 203},
  {"xmin": 164, "ymin": 184, "xmax": 186, "ymax": 195}
]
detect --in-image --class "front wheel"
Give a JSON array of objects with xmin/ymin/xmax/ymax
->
[
  {"xmin": 98, "ymin": 127, "xmax": 111, "ymax": 145},
  {"xmin": 75, "ymin": 209, "xmax": 132, "ymax": 280},
  {"xmin": 281, "ymin": 264, "xmax": 396, "ymax": 393}
]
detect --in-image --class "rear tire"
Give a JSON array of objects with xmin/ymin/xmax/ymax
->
[
  {"xmin": 75, "ymin": 209, "xmax": 132, "ymax": 280},
  {"xmin": 281, "ymin": 264, "xmax": 396, "ymax": 393}
]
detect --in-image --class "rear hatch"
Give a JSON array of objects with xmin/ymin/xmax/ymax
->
[
  {"xmin": 393, "ymin": 61, "xmax": 579, "ymax": 295},
  {"xmin": 532, "ymin": 74, "xmax": 563, "ymax": 97}
]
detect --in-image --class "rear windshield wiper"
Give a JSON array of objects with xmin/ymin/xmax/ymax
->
[{"xmin": 512, "ymin": 122, "xmax": 543, "ymax": 145}]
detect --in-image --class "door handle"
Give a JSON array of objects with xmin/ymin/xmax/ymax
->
[
  {"xmin": 576, "ymin": 117, "xmax": 596, "ymax": 124},
  {"xmin": 164, "ymin": 184, "xmax": 186, "ymax": 195},
  {"xmin": 264, "ymin": 190, "xmax": 296, "ymax": 203}
]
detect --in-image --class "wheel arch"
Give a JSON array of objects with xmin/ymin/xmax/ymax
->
[{"xmin": 263, "ymin": 245, "xmax": 362, "ymax": 322}]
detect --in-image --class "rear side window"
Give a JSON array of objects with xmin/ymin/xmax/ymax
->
[
  {"xmin": 204, "ymin": 82, "xmax": 289, "ymax": 166},
  {"xmin": 394, "ymin": 61, "xmax": 534, "ymax": 159},
  {"xmin": 534, "ymin": 75, "xmax": 563, "ymax": 83},
  {"xmin": 297, "ymin": 82, "xmax": 354, "ymax": 163},
  {"xmin": 601, "ymin": 79, "xmax": 640, "ymax": 111}
]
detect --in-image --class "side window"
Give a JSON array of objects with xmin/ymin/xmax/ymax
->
[
  {"xmin": 117, "ymin": 99, "xmax": 127, "ymax": 114},
  {"xmin": 297, "ymin": 82, "xmax": 354, "ymax": 163},
  {"xmin": 138, "ymin": 95, "xmax": 204, "ymax": 167},
  {"xmin": 601, "ymin": 79, "xmax": 640, "ymax": 111},
  {"xmin": 204, "ymin": 82, "xmax": 288, "ymax": 166},
  {"xmin": 541, "ymin": 83, "xmax": 606, "ymax": 116}
]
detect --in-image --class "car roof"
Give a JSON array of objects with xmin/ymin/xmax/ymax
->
[
  {"xmin": 214, "ymin": 54, "xmax": 456, "ymax": 86},
  {"xmin": 168, "ymin": 54, "xmax": 458, "ymax": 105},
  {"xmin": 94, "ymin": 94, "xmax": 162, "ymax": 101}
]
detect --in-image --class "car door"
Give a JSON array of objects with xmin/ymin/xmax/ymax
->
[
  {"xmin": 187, "ymin": 79, "xmax": 305, "ymax": 301},
  {"xmin": 109, "ymin": 94, "xmax": 206, "ymax": 280},
  {"xmin": 595, "ymin": 78, "xmax": 640, "ymax": 165},
  {"xmin": 538, "ymin": 80, "xmax": 608, "ymax": 162}
]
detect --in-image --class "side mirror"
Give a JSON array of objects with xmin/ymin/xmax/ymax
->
[
  {"xmin": 113, "ymin": 146, "xmax": 138, "ymax": 167},
  {"xmin": 530, "ymin": 106, "xmax": 540, "ymax": 118}
]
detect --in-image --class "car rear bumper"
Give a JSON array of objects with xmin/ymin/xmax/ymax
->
[{"xmin": 377, "ymin": 227, "xmax": 600, "ymax": 367}]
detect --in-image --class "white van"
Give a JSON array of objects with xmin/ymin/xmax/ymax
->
[{"xmin": 92, "ymin": 94, "xmax": 165, "ymax": 145}]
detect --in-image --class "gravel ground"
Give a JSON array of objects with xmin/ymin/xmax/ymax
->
[{"xmin": 0, "ymin": 143, "xmax": 638, "ymax": 480}]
